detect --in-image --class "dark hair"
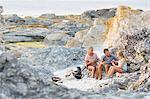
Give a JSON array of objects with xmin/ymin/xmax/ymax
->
[{"xmin": 103, "ymin": 48, "xmax": 109, "ymax": 53}]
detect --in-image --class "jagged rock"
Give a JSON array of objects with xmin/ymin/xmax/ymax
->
[
  {"xmin": 49, "ymin": 20, "xmax": 89, "ymax": 37},
  {"xmin": 65, "ymin": 38, "xmax": 83, "ymax": 48},
  {"xmin": 104, "ymin": 6, "xmax": 149, "ymax": 72},
  {"xmin": 44, "ymin": 32, "xmax": 72, "ymax": 46},
  {"xmin": 128, "ymin": 63, "xmax": 150, "ymax": 92},
  {"xmin": 39, "ymin": 13, "xmax": 56, "ymax": 19},
  {"xmin": 24, "ymin": 17, "xmax": 39, "ymax": 25},
  {"xmin": 0, "ymin": 6, "xmax": 4, "ymax": 24},
  {"xmin": 0, "ymin": 45, "xmax": 99, "ymax": 99},
  {"xmin": 2, "ymin": 28, "xmax": 51, "ymax": 43},
  {"xmin": 4, "ymin": 14, "xmax": 25, "ymax": 24},
  {"xmin": 19, "ymin": 47, "xmax": 86, "ymax": 72},
  {"xmin": 82, "ymin": 18, "xmax": 106, "ymax": 46},
  {"xmin": 66, "ymin": 18, "xmax": 106, "ymax": 47},
  {"xmin": 81, "ymin": 8, "xmax": 116, "ymax": 19}
]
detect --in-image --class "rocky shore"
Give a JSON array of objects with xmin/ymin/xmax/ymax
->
[{"xmin": 0, "ymin": 6, "xmax": 149, "ymax": 99}]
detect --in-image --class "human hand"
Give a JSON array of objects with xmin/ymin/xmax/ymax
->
[
  {"xmin": 100, "ymin": 61, "xmax": 105, "ymax": 64},
  {"xmin": 112, "ymin": 62, "xmax": 115, "ymax": 66}
]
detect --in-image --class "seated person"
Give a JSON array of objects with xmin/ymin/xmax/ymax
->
[
  {"xmin": 107, "ymin": 51, "xmax": 127, "ymax": 77},
  {"xmin": 85, "ymin": 47, "xmax": 100, "ymax": 78},
  {"xmin": 99, "ymin": 49, "xmax": 117, "ymax": 79}
]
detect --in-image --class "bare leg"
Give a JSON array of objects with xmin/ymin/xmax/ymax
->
[
  {"xmin": 98, "ymin": 64, "xmax": 103, "ymax": 80},
  {"xmin": 108, "ymin": 66, "xmax": 123, "ymax": 77},
  {"xmin": 95, "ymin": 67, "xmax": 99, "ymax": 79},
  {"xmin": 105, "ymin": 64, "xmax": 110, "ymax": 74},
  {"xmin": 107, "ymin": 66, "xmax": 115, "ymax": 77},
  {"xmin": 88, "ymin": 66, "xmax": 95, "ymax": 78}
]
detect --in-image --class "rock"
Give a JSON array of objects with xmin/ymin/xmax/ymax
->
[
  {"xmin": 2, "ymin": 28, "xmax": 51, "ymax": 43},
  {"xmin": 65, "ymin": 29, "xmax": 88, "ymax": 47},
  {"xmin": 66, "ymin": 18, "xmax": 106, "ymax": 47},
  {"xmin": 5, "ymin": 14, "xmax": 25, "ymax": 24},
  {"xmin": 82, "ymin": 18, "xmax": 106, "ymax": 46},
  {"xmin": 39, "ymin": 13, "xmax": 56, "ymax": 19},
  {"xmin": 24, "ymin": 16, "xmax": 39, "ymax": 25},
  {"xmin": 104, "ymin": 6, "xmax": 149, "ymax": 72},
  {"xmin": 0, "ymin": 45, "xmax": 97, "ymax": 99},
  {"xmin": 65, "ymin": 38, "xmax": 83, "ymax": 48},
  {"xmin": 49, "ymin": 20, "xmax": 89, "ymax": 37},
  {"xmin": 19, "ymin": 47, "xmax": 86, "ymax": 72},
  {"xmin": 81, "ymin": 8, "xmax": 116, "ymax": 19},
  {"xmin": 39, "ymin": 20, "xmax": 53, "ymax": 26},
  {"xmin": 128, "ymin": 63, "xmax": 150, "ymax": 92},
  {"xmin": 44, "ymin": 32, "xmax": 72, "ymax": 46},
  {"xmin": 0, "ymin": 6, "xmax": 4, "ymax": 24},
  {"xmin": 74, "ymin": 29, "xmax": 88, "ymax": 42}
]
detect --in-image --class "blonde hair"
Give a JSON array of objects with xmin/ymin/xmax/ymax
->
[
  {"xmin": 117, "ymin": 51, "xmax": 125, "ymax": 58},
  {"xmin": 88, "ymin": 46, "xmax": 93, "ymax": 50}
]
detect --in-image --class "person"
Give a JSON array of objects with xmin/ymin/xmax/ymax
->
[
  {"xmin": 85, "ymin": 47, "xmax": 100, "ymax": 79},
  {"xmin": 98, "ymin": 48, "xmax": 117, "ymax": 79},
  {"xmin": 107, "ymin": 51, "xmax": 127, "ymax": 77}
]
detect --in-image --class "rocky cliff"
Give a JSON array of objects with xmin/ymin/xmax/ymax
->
[
  {"xmin": 104, "ymin": 6, "xmax": 150, "ymax": 72},
  {"xmin": 0, "ymin": 5, "xmax": 149, "ymax": 99}
]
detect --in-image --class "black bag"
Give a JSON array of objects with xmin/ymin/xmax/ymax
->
[{"xmin": 73, "ymin": 67, "xmax": 82, "ymax": 79}]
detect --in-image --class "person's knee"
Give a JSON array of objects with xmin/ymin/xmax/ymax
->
[
  {"xmin": 110, "ymin": 66, "xmax": 114, "ymax": 70},
  {"xmin": 105, "ymin": 64, "xmax": 110, "ymax": 68},
  {"xmin": 88, "ymin": 66, "xmax": 95, "ymax": 71},
  {"xmin": 91, "ymin": 67, "xmax": 95, "ymax": 71},
  {"xmin": 99, "ymin": 64, "xmax": 103, "ymax": 68}
]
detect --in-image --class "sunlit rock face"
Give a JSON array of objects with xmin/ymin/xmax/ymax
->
[
  {"xmin": 66, "ymin": 18, "xmax": 106, "ymax": 47},
  {"xmin": 104, "ymin": 6, "xmax": 143, "ymax": 47},
  {"xmin": 104, "ymin": 6, "xmax": 150, "ymax": 72}
]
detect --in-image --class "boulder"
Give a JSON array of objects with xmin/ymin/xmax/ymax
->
[
  {"xmin": 49, "ymin": 20, "xmax": 89, "ymax": 37},
  {"xmin": 19, "ymin": 47, "xmax": 86, "ymax": 72},
  {"xmin": 82, "ymin": 18, "xmax": 106, "ymax": 46},
  {"xmin": 39, "ymin": 13, "xmax": 56, "ymax": 19},
  {"xmin": 81, "ymin": 8, "xmax": 116, "ymax": 19},
  {"xmin": 65, "ymin": 38, "xmax": 83, "ymax": 48},
  {"xmin": 24, "ymin": 17, "xmax": 39, "ymax": 25},
  {"xmin": 5, "ymin": 14, "xmax": 25, "ymax": 24},
  {"xmin": 2, "ymin": 28, "xmax": 51, "ymax": 43},
  {"xmin": 44, "ymin": 32, "xmax": 72, "ymax": 46},
  {"xmin": 128, "ymin": 63, "xmax": 150, "ymax": 92},
  {"xmin": 66, "ymin": 18, "xmax": 106, "ymax": 47}
]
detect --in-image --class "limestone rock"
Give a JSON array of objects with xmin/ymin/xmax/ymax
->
[
  {"xmin": 39, "ymin": 13, "xmax": 56, "ymax": 19},
  {"xmin": 5, "ymin": 14, "xmax": 25, "ymax": 24},
  {"xmin": 49, "ymin": 20, "xmax": 89, "ymax": 37},
  {"xmin": 19, "ymin": 47, "xmax": 86, "ymax": 72},
  {"xmin": 128, "ymin": 63, "xmax": 150, "ymax": 92},
  {"xmin": 44, "ymin": 32, "xmax": 72, "ymax": 46},
  {"xmin": 81, "ymin": 8, "xmax": 116, "ymax": 19},
  {"xmin": 2, "ymin": 28, "xmax": 51, "ymax": 43},
  {"xmin": 104, "ymin": 6, "xmax": 149, "ymax": 72},
  {"xmin": 66, "ymin": 18, "xmax": 106, "ymax": 47}
]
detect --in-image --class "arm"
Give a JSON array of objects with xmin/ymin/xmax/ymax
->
[
  {"xmin": 112, "ymin": 59, "xmax": 125, "ymax": 68},
  {"xmin": 100, "ymin": 55, "xmax": 105, "ymax": 64}
]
